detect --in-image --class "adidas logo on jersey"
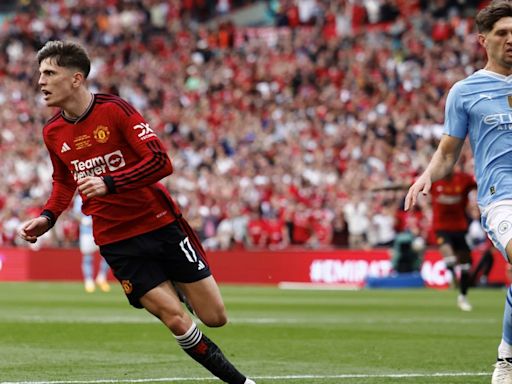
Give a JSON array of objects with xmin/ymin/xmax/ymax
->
[{"xmin": 61, "ymin": 142, "xmax": 71, "ymax": 153}]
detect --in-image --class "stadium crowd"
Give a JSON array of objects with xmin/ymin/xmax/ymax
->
[{"xmin": 0, "ymin": 0, "xmax": 489, "ymax": 251}]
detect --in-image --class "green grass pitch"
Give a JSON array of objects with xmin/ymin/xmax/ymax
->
[{"xmin": 0, "ymin": 282, "xmax": 505, "ymax": 383}]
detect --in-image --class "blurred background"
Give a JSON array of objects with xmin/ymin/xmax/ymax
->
[{"xmin": 0, "ymin": 0, "xmax": 501, "ymax": 286}]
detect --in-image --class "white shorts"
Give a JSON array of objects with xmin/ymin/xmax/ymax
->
[
  {"xmin": 481, "ymin": 200, "xmax": 512, "ymax": 263},
  {"xmin": 79, "ymin": 233, "xmax": 98, "ymax": 255}
]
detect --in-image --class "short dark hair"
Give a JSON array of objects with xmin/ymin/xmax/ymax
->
[
  {"xmin": 36, "ymin": 40, "xmax": 91, "ymax": 78},
  {"xmin": 476, "ymin": 1, "xmax": 512, "ymax": 33}
]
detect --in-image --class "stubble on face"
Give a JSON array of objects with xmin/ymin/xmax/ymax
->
[{"xmin": 486, "ymin": 17, "xmax": 512, "ymax": 74}]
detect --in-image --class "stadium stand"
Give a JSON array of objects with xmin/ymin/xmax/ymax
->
[{"xmin": 0, "ymin": 0, "xmax": 489, "ymax": 250}]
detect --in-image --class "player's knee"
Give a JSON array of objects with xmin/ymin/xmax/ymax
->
[
  {"xmin": 156, "ymin": 307, "xmax": 190, "ymax": 334},
  {"xmin": 200, "ymin": 310, "xmax": 228, "ymax": 328}
]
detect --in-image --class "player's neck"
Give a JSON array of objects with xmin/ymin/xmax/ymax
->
[
  {"xmin": 484, "ymin": 63, "xmax": 512, "ymax": 77},
  {"xmin": 62, "ymin": 89, "xmax": 94, "ymax": 120}
]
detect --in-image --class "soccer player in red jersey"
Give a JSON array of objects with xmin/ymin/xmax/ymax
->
[
  {"xmin": 430, "ymin": 171, "xmax": 477, "ymax": 311},
  {"xmin": 17, "ymin": 40, "xmax": 255, "ymax": 384}
]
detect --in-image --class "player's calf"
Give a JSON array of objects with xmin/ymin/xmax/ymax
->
[{"xmin": 176, "ymin": 322, "xmax": 254, "ymax": 384}]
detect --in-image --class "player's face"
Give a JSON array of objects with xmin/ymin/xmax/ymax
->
[
  {"xmin": 480, "ymin": 16, "xmax": 512, "ymax": 74},
  {"xmin": 38, "ymin": 58, "xmax": 77, "ymax": 108}
]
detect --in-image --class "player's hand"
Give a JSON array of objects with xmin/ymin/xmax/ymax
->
[
  {"xmin": 77, "ymin": 176, "xmax": 108, "ymax": 198},
  {"xmin": 18, "ymin": 217, "xmax": 51, "ymax": 243},
  {"xmin": 404, "ymin": 173, "xmax": 432, "ymax": 211}
]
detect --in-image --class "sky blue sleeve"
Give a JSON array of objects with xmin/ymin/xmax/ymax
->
[{"xmin": 443, "ymin": 83, "xmax": 468, "ymax": 139}]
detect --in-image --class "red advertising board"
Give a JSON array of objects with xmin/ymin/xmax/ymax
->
[
  {"xmin": 208, "ymin": 249, "xmax": 509, "ymax": 288},
  {"xmin": 0, "ymin": 247, "xmax": 508, "ymax": 288},
  {"xmin": 0, "ymin": 248, "xmax": 30, "ymax": 281},
  {"xmin": 0, "ymin": 247, "xmax": 95, "ymax": 281}
]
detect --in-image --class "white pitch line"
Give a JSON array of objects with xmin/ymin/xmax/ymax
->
[
  {"xmin": 0, "ymin": 372, "xmax": 490, "ymax": 384},
  {"xmin": 0, "ymin": 315, "xmax": 498, "ymax": 325}
]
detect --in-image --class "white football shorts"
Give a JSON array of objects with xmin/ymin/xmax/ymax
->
[{"xmin": 481, "ymin": 200, "xmax": 512, "ymax": 263}]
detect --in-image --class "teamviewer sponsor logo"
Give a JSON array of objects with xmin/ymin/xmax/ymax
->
[
  {"xmin": 104, "ymin": 150, "xmax": 125, "ymax": 171},
  {"xmin": 71, "ymin": 150, "xmax": 126, "ymax": 180}
]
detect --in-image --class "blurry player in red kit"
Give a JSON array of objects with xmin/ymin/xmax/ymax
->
[
  {"xmin": 430, "ymin": 170, "xmax": 477, "ymax": 311},
  {"xmin": 17, "ymin": 40, "xmax": 255, "ymax": 384}
]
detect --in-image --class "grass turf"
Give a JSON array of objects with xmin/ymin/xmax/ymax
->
[{"xmin": 0, "ymin": 282, "xmax": 505, "ymax": 383}]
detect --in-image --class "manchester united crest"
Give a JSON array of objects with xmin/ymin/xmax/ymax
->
[
  {"xmin": 121, "ymin": 280, "xmax": 133, "ymax": 294},
  {"xmin": 93, "ymin": 125, "xmax": 110, "ymax": 143}
]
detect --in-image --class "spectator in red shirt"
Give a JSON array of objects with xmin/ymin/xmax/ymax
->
[
  {"xmin": 245, "ymin": 210, "xmax": 268, "ymax": 249},
  {"xmin": 290, "ymin": 201, "xmax": 313, "ymax": 245},
  {"xmin": 262, "ymin": 212, "xmax": 290, "ymax": 250}
]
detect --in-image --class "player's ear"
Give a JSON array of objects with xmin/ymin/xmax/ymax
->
[
  {"xmin": 477, "ymin": 33, "xmax": 487, "ymax": 48},
  {"xmin": 72, "ymin": 71, "xmax": 85, "ymax": 88}
]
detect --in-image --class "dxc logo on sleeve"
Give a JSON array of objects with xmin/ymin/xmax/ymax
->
[{"xmin": 133, "ymin": 122, "xmax": 156, "ymax": 140}]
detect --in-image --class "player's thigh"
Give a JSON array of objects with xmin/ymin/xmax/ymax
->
[
  {"xmin": 446, "ymin": 232, "xmax": 472, "ymax": 263},
  {"xmin": 482, "ymin": 202, "xmax": 512, "ymax": 263},
  {"xmin": 140, "ymin": 280, "xmax": 192, "ymax": 333},
  {"xmin": 436, "ymin": 232, "xmax": 454, "ymax": 256},
  {"xmin": 175, "ymin": 276, "xmax": 227, "ymax": 327}
]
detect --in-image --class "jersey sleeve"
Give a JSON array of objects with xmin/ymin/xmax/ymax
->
[
  {"xmin": 444, "ymin": 82, "xmax": 468, "ymax": 139},
  {"xmin": 101, "ymin": 103, "xmax": 173, "ymax": 194},
  {"xmin": 41, "ymin": 142, "xmax": 77, "ymax": 224}
]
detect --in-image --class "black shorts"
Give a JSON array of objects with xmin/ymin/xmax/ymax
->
[
  {"xmin": 99, "ymin": 218, "xmax": 211, "ymax": 308},
  {"xmin": 436, "ymin": 230, "xmax": 471, "ymax": 262}
]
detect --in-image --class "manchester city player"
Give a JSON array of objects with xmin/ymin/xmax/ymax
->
[{"xmin": 405, "ymin": 1, "xmax": 512, "ymax": 383}]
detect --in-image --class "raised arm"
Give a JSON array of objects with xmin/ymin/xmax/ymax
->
[{"xmin": 404, "ymin": 134, "xmax": 465, "ymax": 211}]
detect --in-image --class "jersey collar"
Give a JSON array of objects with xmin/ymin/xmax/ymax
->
[
  {"xmin": 61, "ymin": 93, "xmax": 96, "ymax": 124},
  {"xmin": 479, "ymin": 69, "xmax": 512, "ymax": 82}
]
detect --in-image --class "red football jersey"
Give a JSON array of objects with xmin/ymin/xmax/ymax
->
[
  {"xmin": 263, "ymin": 217, "xmax": 286, "ymax": 246},
  {"xmin": 41, "ymin": 94, "xmax": 180, "ymax": 245},
  {"xmin": 246, "ymin": 218, "xmax": 267, "ymax": 248},
  {"xmin": 430, "ymin": 172, "xmax": 477, "ymax": 232}
]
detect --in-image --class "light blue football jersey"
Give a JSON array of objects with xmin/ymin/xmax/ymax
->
[{"xmin": 445, "ymin": 69, "xmax": 512, "ymax": 208}]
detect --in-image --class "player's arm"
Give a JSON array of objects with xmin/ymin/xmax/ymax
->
[
  {"xmin": 404, "ymin": 134, "xmax": 464, "ymax": 211},
  {"xmin": 79, "ymin": 140, "xmax": 172, "ymax": 198},
  {"xmin": 101, "ymin": 138, "xmax": 172, "ymax": 194},
  {"xmin": 19, "ymin": 148, "xmax": 76, "ymax": 243}
]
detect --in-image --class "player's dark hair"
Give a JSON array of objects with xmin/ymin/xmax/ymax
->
[
  {"xmin": 36, "ymin": 40, "xmax": 91, "ymax": 78},
  {"xmin": 476, "ymin": 1, "xmax": 512, "ymax": 33}
]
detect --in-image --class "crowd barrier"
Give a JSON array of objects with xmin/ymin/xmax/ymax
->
[{"xmin": 0, "ymin": 247, "xmax": 508, "ymax": 288}]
